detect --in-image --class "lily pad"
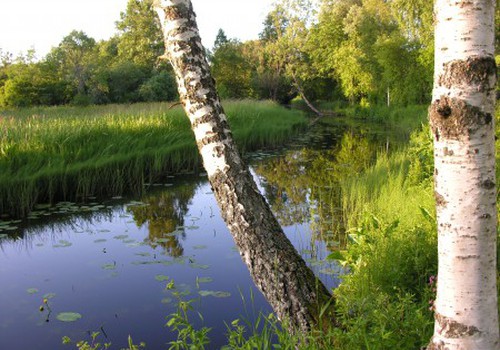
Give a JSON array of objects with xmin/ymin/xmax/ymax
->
[
  {"xmin": 198, "ymin": 290, "xmax": 231, "ymax": 298},
  {"xmin": 53, "ymin": 240, "xmax": 72, "ymax": 248},
  {"xmin": 155, "ymin": 274, "xmax": 169, "ymax": 282},
  {"xmin": 27, "ymin": 288, "xmax": 39, "ymax": 294},
  {"xmin": 135, "ymin": 252, "xmax": 151, "ymax": 257},
  {"xmin": 56, "ymin": 312, "xmax": 82, "ymax": 322},
  {"xmin": 43, "ymin": 293, "xmax": 56, "ymax": 299},
  {"xmin": 101, "ymin": 263, "xmax": 117, "ymax": 270},
  {"xmin": 196, "ymin": 277, "xmax": 213, "ymax": 284},
  {"xmin": 154, "ymin": 238, "xmax": 171, "ymax": 243},
  {"xmin": 190, "ymin": 263, "xmax": 210, "ymax": 270},
  {"xmin": 319, "ymin": 268, "xmax": 339, "ymax": 276},
  {"xmin": 114, "ymin": 235, "xmax": 129, "ymax": 240},
  {"xmin": 94, "ymin": 239, "xmax": 107, "ymax": 243}
]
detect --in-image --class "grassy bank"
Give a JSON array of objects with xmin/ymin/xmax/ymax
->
[{"xmin": 0, "ymin": 100, "xmax": 307, "ymax": 217}]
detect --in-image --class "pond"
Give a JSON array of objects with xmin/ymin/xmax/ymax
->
[{"xmin": 0, "ymin": 117, "xmax": 406, "ymax": 349}]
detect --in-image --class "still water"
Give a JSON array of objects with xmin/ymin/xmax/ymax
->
[{"xmin": 0, "ymin": 118, "xmax": 402, "ymax": 349}]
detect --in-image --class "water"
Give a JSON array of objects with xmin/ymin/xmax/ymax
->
[{"xmin": 0, "ymin": 118, "xmax": 404, "ymax": 349}]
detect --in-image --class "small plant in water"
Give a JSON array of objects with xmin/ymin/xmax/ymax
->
[
  {"xmin": 62, "ymin": 333, "xmax": 144, "ymax": 350},
  {"xmin": 166, "ymin": 278, "xmax": 211, "ymax": 350}
]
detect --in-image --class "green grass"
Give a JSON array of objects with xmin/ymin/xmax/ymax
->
[{"xmin": 0, "ymin": 100, "xmax": 307, "ymax": 217}]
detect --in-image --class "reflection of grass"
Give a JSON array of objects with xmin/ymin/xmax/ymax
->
[{"xmin": 0, "ymin": 100, "xmax": 306, "ymax": 217}]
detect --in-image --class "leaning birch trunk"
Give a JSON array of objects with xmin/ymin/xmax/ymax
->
[
  {"xmin": 153, "ymin": 0, "xmax": 334, "ymax": 334},
  {"xmin": 428, "ymin": 0, "xmax": 499, "ymax": 349}
]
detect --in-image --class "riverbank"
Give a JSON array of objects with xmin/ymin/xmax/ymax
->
[{"xmin": 0, "ymin": 100, "xmax": 307, "ymax": 218}]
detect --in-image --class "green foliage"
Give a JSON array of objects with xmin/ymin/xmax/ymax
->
[
  {"xmin": 327, "ymin": 120, "xmax": 437, "ymax": 349},
  {"xmin": 211, "ymin": 39, "xmax": 253, "ymax": 99},
  {"xmin": 115, "ymin": 0, "xmax": 164, "ymax": 68},
  {"xmin": 138, "ymin": 70, "xmax": 178, "ymax": 102},
  {"xmin": 309, "ymin": 0, "xmax": 433, "ymax": 105},
  {"xmin": 62, "ymin": 333, "xmax": 145, "ymax": 350},
  {"xmin": 0, "ymin": 100, "xmax": 306, "ymax": 217}
]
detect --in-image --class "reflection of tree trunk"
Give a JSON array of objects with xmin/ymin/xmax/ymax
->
[
  {"xmin": 153, "ymin": 0, "xmax": 334, "ymax": 333},
  {"xmin": 291, "ymin": 74, "xmax": 323, "ymax": 117}
]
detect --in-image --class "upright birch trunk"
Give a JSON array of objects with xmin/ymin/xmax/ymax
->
[
  {"xmin": 153, "ymin": 0, "xmax": 334, "ymax": 334},
  {"xmin": 428, "ymin": 1, "xmax": 499, "ymax": 349}
]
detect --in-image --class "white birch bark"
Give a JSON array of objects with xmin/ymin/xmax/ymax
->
[
  {"xmin": 153, "ymin": 0, "xmax": 334, "ymax": 334},
  {"xmin": 428, "ymin": 1, "xmax": 499, "ymax": 349}
]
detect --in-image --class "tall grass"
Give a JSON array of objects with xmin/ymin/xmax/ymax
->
[{"xmin": 0, "ymin": 100, "xmax": 307, "ymax": 217}]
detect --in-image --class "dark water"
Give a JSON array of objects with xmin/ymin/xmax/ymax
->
[{"xmin": 0, "ymin": 118, "xmax": 404, "ymax": 349}]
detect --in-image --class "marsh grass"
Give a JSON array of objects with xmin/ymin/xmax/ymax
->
[{"xmin": 0, "ymin": 100, "xmax": 306, "ymax": 217}]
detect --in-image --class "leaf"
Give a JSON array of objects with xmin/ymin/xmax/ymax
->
[
  {"xmin": 196, "ymin": 277, "xmax": 213, "ymax": 284},
  {"xmin": 190, "ymin": 263, "xmax": 210, "ymax": 270},
  {"xmin": 56, "ymin": 312, "xmax": 82, "ymax": 322},
  {"xmin": 53, "ymin": 240, "xmax": 72, "ymax": 248},
  {"xmin": 43, "ymin": 293, "xmax": 56, "ymax": 299},
  {"xmin": 101, "ymin": 263, "xmax": 117, "ymax": 270},
  {"xmin": 155, "ymin": 274, "xmax": 169, "ymax": 282},
  {"xmin": 326, "ymin": 251, "xmax": 346, "ymax": 262},
  {"xmin": 419, "ymin": 206, "xmax": 435, "ymax": 223},
  {"xmin": 319, "ymin": 268, "xmax": 339, "ymax": 276},
  {"xmin": 27, "ymin": 288, "xmax": 39, "ymax": 294},
  {"xmin": 371, "ymin": 215, "xmax": 381, "ymax": 229},
  {"xmin": 198, "ymin": 290, "xmax": 231, "ymax": 298}
]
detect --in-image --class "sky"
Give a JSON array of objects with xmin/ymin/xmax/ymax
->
[{"xmin": 0, "ymin": 0, "xmax": 272, "ymax": 59}]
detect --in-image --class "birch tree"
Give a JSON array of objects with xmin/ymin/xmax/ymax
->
[
  {"xmin": 428, "ymin": 0, "xmax": 499, "ymax": 349},
  {"xmin": 153, "ymin": 0, "xmax": 334, "ymax": 334}
]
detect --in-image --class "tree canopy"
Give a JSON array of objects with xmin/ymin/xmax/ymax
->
[{"xmin": 0, "ymin": 0, "xmax": 436, "ymax": 107}]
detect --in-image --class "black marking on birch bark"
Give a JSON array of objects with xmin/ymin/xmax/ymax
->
[
  {"xmin": 430, "ymin": 96, "xmax": 492, "ymax": 140},
  {"xmin": 434, "ymin": 313, "xmax": 481, "ymax": 338},
  {"xmin": 438, "ymin": 56, "xmax": 496, "ymax": 92},
  {"xmin": 435, "ymin": 191, "xmax": 447, "ymax": 207},
  {"xmin": 456, "ymin": 255, "xmax": 480, "ymax": 260},
  {"xmin": 191, "ymin": 113, "xmax": 215, "ymax": 128},
  {"xmin": 481, "ymin": 179, "xmax": 496, "ymax": 190},
  {"xmin": 197, "ymin": 133, "xmax": 227, "ymax": 147},
  {"xmin": 443, "ymin": 147, "xmax": 454, "ymax": 156}
]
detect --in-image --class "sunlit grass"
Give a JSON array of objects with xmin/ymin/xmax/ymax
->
[{"xmin": 0, "ymin": 100, "xmax": 307, "ymax": 217}]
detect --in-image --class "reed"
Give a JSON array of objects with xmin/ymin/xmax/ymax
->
[{"xmin": 0, "ymin": 100, "xmax": 306, "ymax": 217}]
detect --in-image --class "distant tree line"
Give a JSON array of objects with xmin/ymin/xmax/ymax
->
[{"xmin": 2, "ymin": 0, "xmax": 496, "ymax": 108}]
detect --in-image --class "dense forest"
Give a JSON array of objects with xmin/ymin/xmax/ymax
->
[{"xmin": 0, "ymin": 0, "xmax": 442, "ymax": 108}]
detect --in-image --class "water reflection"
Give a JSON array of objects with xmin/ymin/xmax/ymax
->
[
  {"xmin": 127, "ymin": 182, "xmax": 198, "ymax": 257},
  {"xmin": 0, "ymin": 117, "xmax": 407, "ymax": 349},
  {"xmin": 254, "ymin": 132, "xmax": 377, "ymax": 251}
]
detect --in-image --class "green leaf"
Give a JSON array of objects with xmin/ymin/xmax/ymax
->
[
  {"xmin": 155, "ymin": 274, "xmax": 169, "ymax": 282},
  {"xmin": 27, "ymin": 288, "xmax": 39, "ymax": 294},
  {"xmin": 419, "ymin": 206, "xmax": 435, "ymax": 223},
  {"xmin": 101, "ymin": 263, "xmax": 117, "ymax": 270},
  {"xmin": 53, "ymin": 240, "xmax": 72, "ymax": 248},
  {"xmin": 43, "ymin": 293, "xmax": 56, "ymax": 299},
  {"xmin": 326, "ymin": 251, "xmax": 345, "ymax": 262},
  {"xmin": 196, "ymin": 277, "xmax": 213, "ymax": 284},
  {"xmin": 56, "ymin": 312, "xmax": 82, "ymax": 322},
  {"xmin": 198, "ymin": 290, "xmax": 231, "ymax": 298}
]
